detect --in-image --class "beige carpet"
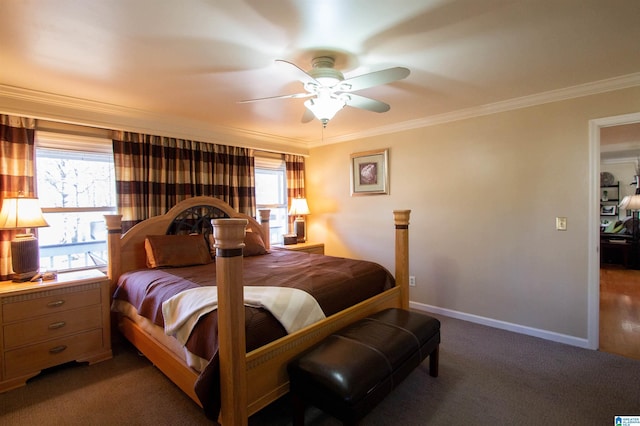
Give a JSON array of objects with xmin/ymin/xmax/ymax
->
[{"xmin": 1, "ymin": 315, "xmax": 639, "ymax": 425}]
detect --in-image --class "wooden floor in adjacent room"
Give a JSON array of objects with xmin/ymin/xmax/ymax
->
[{"xmin": 600, "ymin": 265, "xmax": 640, "ymax": 360}]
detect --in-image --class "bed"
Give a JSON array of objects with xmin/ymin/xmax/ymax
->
[{"xmin": 105, "ymin": 196, "xmax": 411, "ymax": 425}]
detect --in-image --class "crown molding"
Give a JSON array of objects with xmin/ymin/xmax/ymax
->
[
  {"xmin": 0, "ymin": 85, "xmax": 310, "ymax": 156},
  {"xmin": 601, "ymin": 139, "xmax": 640, "ymax": 163},
  {"xmin": 309, "ymin": 72, "xmax": 640, "ymax": 147},
  {"xmin": 2, "ymin": 72, "xmax": 639, "ymax": 153},
  {"xmin": 601, "ymin": 156, "xmax": 638, "ymax": 165}
]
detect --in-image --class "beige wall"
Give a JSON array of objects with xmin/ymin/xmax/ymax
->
[{"xmin": 307, "ymin": 86, "xmax": 640, "ymax": 340}]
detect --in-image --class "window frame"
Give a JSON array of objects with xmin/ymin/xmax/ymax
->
[
  {"xmin": 35, "ymin": 131, "xmax": 116, "ymax": 272},
  {"xmin": 254, "ymin": 154, "xmax": 289, "ymax": 244}
]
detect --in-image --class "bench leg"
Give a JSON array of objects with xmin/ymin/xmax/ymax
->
[
  {"xmin": 292, "ymin": 393, "xmax": 306, "ymax": 426},
  {"xmin": 429, "ymin": 345, "xmax": 439, "ymax": 377}
]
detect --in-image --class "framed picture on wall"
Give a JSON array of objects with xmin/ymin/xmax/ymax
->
[
  {"xmin": 350, "ymin": 149, "xmax": 389, "ymax": 196},
  {"xmin": 600, "ymin": 205, "xmax": 618, "ymax": 216}
]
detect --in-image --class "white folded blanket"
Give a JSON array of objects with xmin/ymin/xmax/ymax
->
[{"xmin": 162, "ymin": 286, "xmax": 326, "ymax": 346}]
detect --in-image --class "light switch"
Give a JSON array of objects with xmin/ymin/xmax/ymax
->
[{"xmin": 556, "ymin": 217, "xmax": 567, "ymax": 231}]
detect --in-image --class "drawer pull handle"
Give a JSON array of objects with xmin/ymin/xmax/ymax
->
[
  {"xmin": 47, "ymin": 300, "xmax": 65, "ymax": 308},
  {"xmin": 49, "ymin": 345, "xmax": 67, "ymax": 354},
  {"xmin": 48, "ymin": 321, "xmax": 66, "ymax": 329}
]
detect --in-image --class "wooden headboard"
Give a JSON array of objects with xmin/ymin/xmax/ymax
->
[{"xmin": 104, "ymin": 196, "xmax": 270, "ymax": 289}]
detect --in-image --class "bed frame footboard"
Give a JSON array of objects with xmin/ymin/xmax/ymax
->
[{"xmin": 212, "ymin": 209, "xmax": 411, "ymax": 424}]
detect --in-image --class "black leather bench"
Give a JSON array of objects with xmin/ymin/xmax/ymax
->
[{"xmin": 288, "ymin": 308, "xmax": 440, "ymax": 425}]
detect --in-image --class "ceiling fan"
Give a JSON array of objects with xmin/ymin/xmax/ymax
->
[{"xmin": 239, "ymin": 56, "xmax": 410, "ymax": 127}]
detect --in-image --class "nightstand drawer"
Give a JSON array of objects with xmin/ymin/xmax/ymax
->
[
  {"xmin": 4, "ymin": 329, "xmax": 104, "ymax": 379},
  {"xmin": 272, "ymin": 242, "xmax": 325, "ymax": 255},
  {"xmin": 302, "ymin": 246, "xmax": 324, "ymax": 255},
  {"xmin": 2, "ymin": 286, "xmax": 101, "ymax": 323},
  {"xmin": 3, "ymin": 305, "xmax": 103, "ymax": 349}
]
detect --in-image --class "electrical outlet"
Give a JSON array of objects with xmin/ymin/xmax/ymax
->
[
  {"xmin": 556, "ymin": 217, "xmax": 567, "ymax": 231},
  {"xmin": 409, "ymin": 276, "xmax": 416, "ymax": 287}
]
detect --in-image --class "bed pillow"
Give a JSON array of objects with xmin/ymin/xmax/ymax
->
[
  {"xmin": 204, "ymin": 231, "xmax": 267, "ymax": 257},
  {"xmin": 243, "ymin": 230, "xmax": 268, "ymax": 257},
  {"xmin": 145, "ymin": 234, "xmax": 212, "ymax": 268}
]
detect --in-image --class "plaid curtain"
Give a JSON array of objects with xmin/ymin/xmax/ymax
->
[
  {"xmin": 285, "ymin": 154, "xmax": 306, "ymax": 203},
  {"xmin": 112, "ymin": 132, "xmax": 255, "ymax": 232},
  {"xmin": 285, "ymin": 154, "xmax": 306, "ymax": 232},
  {"xmin": 0, "ymin": 115, "xmax": 37, "ymax": 280}
]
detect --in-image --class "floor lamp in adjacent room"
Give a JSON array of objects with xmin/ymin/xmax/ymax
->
[
  {"xmin": 0, "ymin": 195, "xmax": 49, "ymax": 282},
  {"xmin": 619, "ymin": 195, "xmax": 640, "ymax": 230}
]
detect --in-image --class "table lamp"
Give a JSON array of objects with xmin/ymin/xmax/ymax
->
[
  {"xmin": 0, "ymin": 195, "xmax": 49, "ymax": 282},
  {"xmin": 289, "ymin": 197, "xmax": 310, "ymax": 243},
  {"xmin": 619, "ymin": 195, "xmax": 640, "ymax": 240}
]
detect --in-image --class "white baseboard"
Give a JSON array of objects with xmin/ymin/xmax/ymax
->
[{"xmin": 410, "ymin": 301, "xmax": 591, "ymax": 349}]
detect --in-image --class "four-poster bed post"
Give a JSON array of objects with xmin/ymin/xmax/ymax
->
[
  {"xmin": 393, "ymin": 209, "xmax": 411, "ymax": 310},
  {"xmin": 213, "ymin": 218, "xmax": 249, "ymax": 426}
]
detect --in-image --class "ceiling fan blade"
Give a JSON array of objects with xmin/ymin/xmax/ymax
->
[
  {"xmin": 338, "ymin": 67, "xmax": 410, "ymax": 92},
  {"xmin": 345, "ymin": 94, "xmax": 390, "ymax": 113},
  {"xmin": 275, "ymin": 59, "xmax": 319, "ymax": 86},
  {"xmin": 301, "ymin": 108, "xmax": 315, "ymax": 123},
  {"xmin": 238, "ymin": 92, "xmax": 311, "ymax": 103}
]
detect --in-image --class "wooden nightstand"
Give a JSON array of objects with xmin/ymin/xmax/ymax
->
[
  {"xmin": 0, "ymin": 269, "xmax": 112, "ymax": 393},
  {"xmin": 272, "ymin": 241, "xmax": 325, "ymax": 255}
]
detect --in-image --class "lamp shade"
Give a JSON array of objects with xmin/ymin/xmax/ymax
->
[
  {"xmin": 289, "ymin": 198, "xmax": 310, "ymax": 216},
  {"xmin": 0, "ymin": 197, "xmax": 49, "ymax": 230},
  {"xmin": 0, "ymin": 196, "xmax": 48, "ymax": 281},
  {"xmin": 619, "ymin": 195, "xmax": 640, "ymax": 211},
  {"xmin": 304, "ymin": 92, "xmax": 346, "ymax": 126}
]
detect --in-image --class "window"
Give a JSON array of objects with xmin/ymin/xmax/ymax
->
[
  {"xmin": 36, "ymin": 132, "xmax": 116, "ymax": 271},
  {"xmin": 255, "ymin": 154, "xmax": 288, "ymax": 244}
]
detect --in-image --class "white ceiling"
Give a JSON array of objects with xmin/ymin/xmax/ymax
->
[{"xmin": 1, "ymin": 0, "xmax": 639, "ymax": 148}]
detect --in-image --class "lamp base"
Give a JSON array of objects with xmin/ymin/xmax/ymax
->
[
  {"xmin": 11, "ymin": 235, "xmax": 40, "ymax": 282},
  {"xmin": 294, "ymin": 218, "xmax": 306, "ymax": 243},
  {"xmin": 12, "ymin": 271, "xmax": 39, "ymax": 282}
]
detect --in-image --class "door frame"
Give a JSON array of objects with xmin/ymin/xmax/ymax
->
[{"xmin": 588, "ymin": 111, "xmax": 640, "ymax": 349}]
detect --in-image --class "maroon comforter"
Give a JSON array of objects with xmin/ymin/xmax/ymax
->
[{"xmin": 112, "ymin": 250, "xmax": 394, "ymax": 418}]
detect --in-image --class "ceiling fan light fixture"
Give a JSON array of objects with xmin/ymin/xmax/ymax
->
[{"xmin": 304, "ymin": 94, "xmax": 346, "ymax": 127}]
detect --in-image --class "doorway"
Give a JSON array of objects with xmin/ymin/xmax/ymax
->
[{"xmin": 592, "ymin": 113, "xmax": 640, "ymax": 358}]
